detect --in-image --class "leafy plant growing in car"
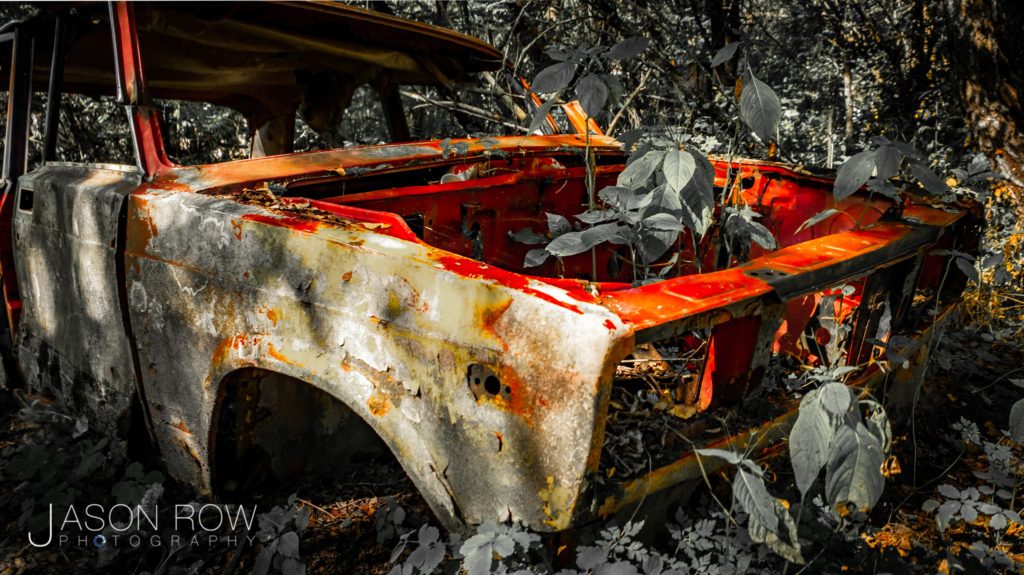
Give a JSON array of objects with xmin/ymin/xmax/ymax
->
[
  {"xmin": 517, "ymin": 138, "xmax": 717, "ymax": 283},
  {"xmin": 518, "ymin": 39, "xmax": 785, "ymax": 279},
  {"xmin": 694, "ymin": 367, "xmax": 892, "ymax": 564},
  {"xmin": 254, "ymin": 494, "xmax": 310, "ymax": 575},
  {"xmin": 799, "ymin": 136, "xmax": 965, "ymax": 233},
  {"xmin": 525, "ymin": 36, "xmax": 649, "ymax": 134}
]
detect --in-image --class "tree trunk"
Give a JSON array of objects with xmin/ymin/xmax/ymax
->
[{"xmin": 944, "ymin": 0, "xmax": 1024, "ymax": 194}]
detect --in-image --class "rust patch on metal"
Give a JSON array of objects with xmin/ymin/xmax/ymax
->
[
  {"xmin": 267, "ymin": 342, "xmax": 298, "ymax": 366},
  {"xmin": 478, "ymin": 297, "xmax": 513, "ymax": 350},
  {"xmin": 367, "ymin": 390, "xmax": 393, "ymax": 416},
  {"xmin": 211, "ymin": 335, "xmax": 247, "ymax": 368}
]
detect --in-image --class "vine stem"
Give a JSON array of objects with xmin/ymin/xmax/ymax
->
[
  {"xmin": 911, "ymin": 251, "xmax": 957, "ymax": 486},
  {"xmin": 607, "ymin": 68, "xmax": 652, "ymax": 136},
  {"xmin": 586, "ymin": 121, "xmax": 598, "ymax": 281},
  {"xmin": 676, "ymin": 432, "xmax": 741, "ymax": 530},
  {"xmin": 853, "ymin": 188, "xmax": 875, "ymax": 229}
]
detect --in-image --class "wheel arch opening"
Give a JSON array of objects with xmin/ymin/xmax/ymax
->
[{"xmin": 209, "ymin": 367, "xmax": 396, "ymax": 496}]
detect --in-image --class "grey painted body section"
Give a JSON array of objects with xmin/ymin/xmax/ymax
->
[{"xmin": 12, "ymin": 165, "xmax": 141, "ymax": 438}]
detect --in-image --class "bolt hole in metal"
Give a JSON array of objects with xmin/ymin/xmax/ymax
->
[{"xmin": 467, "ymin": 364, "xmax": 507, "ymax": 399}]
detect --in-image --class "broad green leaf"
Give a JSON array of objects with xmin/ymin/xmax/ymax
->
[
  {"xmin": 254, "ymin": 545, "xmax": 275, "ymax": 575},
  {"xmin": 936, "ymin": 501, "xmax": 959, "ymax": 531},
  {"xmin": 581, "ymin": 222, "xmax": 624, "ymax": 248},
  {"xmin": 874, "ymin": 145, "xmax": 902, "ymax": 180},
  {"xmin": 607, "ymin": 36, "xmax": 650, "ymax": 60},
  {"xmin": 790, "ymin": 393, "xmax": 834, "ymax": 497},
  {"xmin": 544, "ymin": 47, "xmax": 573, "ymax": 62},
  {"xmin": 598, "ymin": 73, "xmax": 624, "ymax": 104},
  {"xmin": 406, "ymin": 541, "xmax": 427, "ymax": 568},
  {"xmin": 617, "ymin": 128, "xmax": 646, "ymax": 151},
  {"xmin": 1010, "ymin": 398, "xmax": 1024, "ymax": 445},
  {"xmin": 641, "ymin": 184, "xmax": 682, "ymax": 218},
  {"xmin": 461, "ymin": 541, "xmax": 493, "ymax": 575},
  {"xmin": 617, "ymin": 150, "xmax": 665, "ymax": 188},
  {"xmin": 626, "ymin": 189, "xmax": 655, "ymax": 211},
  {"xmin": 978, "ymin": 502, "xmax": 1001, "ymax": 515},
  {"xmin": 531, "ymin": 61, "xmax": 576, "ymax": 93},
  {"xmin": 510, "ymin": 228, "xmax": 548, "ymax": 245},
  {"xmin": 711, "ymin": 42, "xmax": 741, "ymax": 67},
  {"xmin": 638, "ymin": 230, "xmax": 675, "ymax": 265},
  {"xmin": 968, "ymin": 152, "xmax": 989, "ymax": 176},
  {"xmin": 608, "ymin": 225, "xmax": 636, "ymax": 245},
  {"xmin": 524, "ymin": 248, "xmax": 550, "ymax": 268},
  {"xmin": 281, "ymin": 558, "xmax": 304, "ymax": 575},
  {"xmin": 546, "ymin": 231, "xmax": 589, "ymax": 257},
  {"xmin": 739, "ymin": 71, "xmax": 781, "ymax": 143},
  {"xmin": 508, "ymin": 528, "xmax": 538, "ymax": 550},
  {"xmin": 644, "ymin": 212, "xmax": 686, "ymax": 232},
  {"xmin": 689, "ymin": 149, "xmax": 716, "ymax": 188},
  {"xmin": 825, "ymin": 423, "xmax": 885, "ymax": 512},
  {"xmin": 795, "ymin": 209, "xmax": 842, "ymax": 234},
  {"xmin": 546, "ymin": 212, "xmax": 571, "ymax": 237},
  {"xmin": 745, "ymin": 495, "xmax": 804, "ymax": 564},
  {"xmin": 662, "ymin": 149, "xmax": 696, "ymax": 193},
  {"xmin": 961, "ymin": 503, "xmax": 978, "ymax": 523},
  {"xmin": 576, "ymin": 75, "xmax": 609, "ymax": 118},
  {"xmin": 982, "ymin": 252, "xmax": 1004, "ymax": 270},
  {"xmin": 419, "ymin": 524, "xmax": 439, "ymax": 546},
  {"xmin": 527, "ymin": 97, "xmax": 560, "ymax": 134},
  {"xmin": 424, "ymin": 543, "xmax": 446, "ymax": 573},
  {"xmin": 695, "ymin": 448, "xmax": 743, "ymax": 465},
  {"xmin": 909, "ymin": 162, "xmax": 950, "ymax": 196},
  {"xmin": 680, "ymin": 150, "xmax": 716, "ymax": 236},
  {"xmin": 990, "ymin": 513, "xmax": 1007, "ymax": 531},
  {"xmin": 866, "ymin": 177, "xmax": 900, "ymax": 199},
  {"xmin": 278, "ymin": 531, "xmax": 300, "ymax": 558},
  {"xmin": 643, "ymin": 555, "xmax": 664, "ymax": 575},
  {"xmin": 576, "ymin": 210, "xmax": 617, "ymax": 224},
  {"xmin": 818, "ymin": 382, "xmax": 854, "ymax": 417},
  {"xmin": 834, "ymin": 150, "xmax": 875, "ymax": 201},
  {"xmin": 747, "ymin": 220, "xmax": 777, "ymax": 250},
  {"xmin": 861, "ymin": 400, "xmax": 891, "ymax": 453},
  {"xmin": 598, "ymin": 185, "xmax": 631, "ymax": 207},
  {"xmin": 734, "ymin": 467, "xmax": 779, "ymax": 534},
  {"xmin": 890, "ymin": 140, "xmax": 922, "ymax": 160},
  {"xmin": 491, "ymin": 533, "xmax": 515, "ymax": 558},
  {"xmin": 954, "ymin": 255, "xmax": 979, "ymax": 283},
  {"xmin": 658, "ymin": 252, "xmax": 679, "ymax": 277}
]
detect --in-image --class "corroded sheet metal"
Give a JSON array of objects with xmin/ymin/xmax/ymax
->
[
  {"xmin": 12, "ymin": 165, "xmax": 143, "ymax": 438},
  {"xmin": 123, "ymin": 184, "xmax": 633, "ymax": 531}
]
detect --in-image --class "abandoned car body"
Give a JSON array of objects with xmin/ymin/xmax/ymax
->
[{"xmin": 0, "ymin": 3, "xmax": 978, "ymax": 533}]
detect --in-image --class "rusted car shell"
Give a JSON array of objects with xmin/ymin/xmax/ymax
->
[{"xmin": 1, "ymin": 2, "xmax": 979, "ymax": 535}]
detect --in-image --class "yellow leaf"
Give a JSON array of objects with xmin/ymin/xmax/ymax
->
[{"xmin": 669, "ymin": 404, "xmax": 697, "ymax": 420}]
